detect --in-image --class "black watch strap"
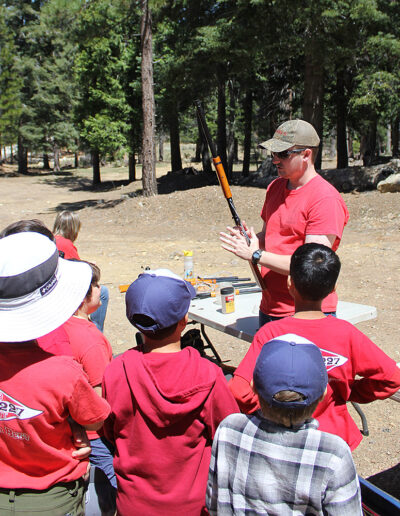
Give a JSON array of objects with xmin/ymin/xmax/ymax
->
[{"xmin": 251, "ymin": 249, "xmax": 262, "ymax": 265}]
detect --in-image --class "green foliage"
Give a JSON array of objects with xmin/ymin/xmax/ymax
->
[{"xmin": 0, "ymin": 5, "xmax": 22, "ymax": 145}]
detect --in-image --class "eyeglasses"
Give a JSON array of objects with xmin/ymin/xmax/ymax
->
[{"xmin": 271, "ymin": 148, "xmax": 308, "ymax": 160}]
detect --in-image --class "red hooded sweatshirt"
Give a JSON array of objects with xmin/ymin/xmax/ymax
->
[{"xmin": 102, "ymin": 346, "xmax": 238, "ymax": 516}]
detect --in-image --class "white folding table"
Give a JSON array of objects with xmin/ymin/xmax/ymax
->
[{"xmin": 189, "ymin": 292, "xmax": 377, "ymax": 347}]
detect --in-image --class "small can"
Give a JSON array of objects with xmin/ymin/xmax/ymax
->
[{"xmin": 221, "ymin": 286, "xmax": 235, "ymax": 314}]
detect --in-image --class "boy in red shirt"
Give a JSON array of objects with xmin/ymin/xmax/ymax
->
[
  {"xmin": 0, "ymin": 232, "xmax": 110, "ymax": 515},
  {"xmin": 230, "ymin": 243, "xmax": 400, "ymax": 450},
  {"xmin": 102, "ymin": 269, "xmax": 239, "ymax": 516}
]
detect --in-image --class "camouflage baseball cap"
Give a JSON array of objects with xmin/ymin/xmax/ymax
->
[{"xmin": 259, "ymin": 119, "xmax": 320, "ymax": 152}]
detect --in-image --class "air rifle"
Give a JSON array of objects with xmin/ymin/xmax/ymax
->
[{"xmin": 195, "ymin": 100, "xmax": 266, "ymax": 290}]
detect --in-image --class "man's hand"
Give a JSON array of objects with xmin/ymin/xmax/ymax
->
[{"xmin": 220, "ymin": 224, "xmax": 260, "ymax": 261}]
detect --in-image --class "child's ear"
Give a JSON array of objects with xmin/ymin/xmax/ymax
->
[
  {"xmin": 178, "ymin": 313, "xmax": 189, "ymax": 330},
  {"xmin": 250, "ymin": 379, "xmax": 256, "ymax": 395},
  {"xmin": 287, "ymin": 276, "xmax": 295, "ymax": 296}
]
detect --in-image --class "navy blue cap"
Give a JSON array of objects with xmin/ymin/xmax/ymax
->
[
  {"xmin": 253, "ymin": 334, "xmax": 328, "ymax": 408},
  {"xmin": 125, "ymin": 269, "xmax": 196, "ymax": 333}
]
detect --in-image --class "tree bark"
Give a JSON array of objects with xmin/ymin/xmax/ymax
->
[
  {"xmin": 227, "ymin": 82, "xmax": 236, "ymax": 180},
  {"xmin": 197, "ymin": 117, "xmax": 212, "ymax": 174},
  {"xmin": 53, "ymin": 146, "xmax": 61, "ymax": 172},
  {"xmin": 169, "ymin": 105, "xmax": 182, "ymax": 172},
  {"xmin": 336, "ymin": 69, "xmax": 348, "ymax": 168},
  {"xmin": 392, "ymin": 116, "xmax": 399, "ymax": 156},
  {"xmin": 92, "ymin": 150, "xmax": 101, "ymax": 185},
  {"xmin": 302, "ymin": 48, "xmax": 324, "ymax": 170},
  {"xmin": 43, "ymin": 153, "xmax": 50, "ymax": 170},
  {"xmin": 194, "ymin": 138, "xmax": 201, "ymax": 162},
  {"xmin": 242, "ymin": 90, "xmax": 253, "ymax": 177},
  {"xmin": 129, "ymin": 153, "xmax": 136, "ymax": 182},
  {"xmin": 217, "ymin": 66, "xmax": 228, "ymax": 172},
  {"xmin": 360, "ymin": 118, "xmax": 377, "ymax": 166},
  {"xmin": 17, "ymin": 134, "xmax": 28, "ymax": 174},
  {"xmin": 140, "ymin": 0, "xmax": 157, "ymax": 196}
]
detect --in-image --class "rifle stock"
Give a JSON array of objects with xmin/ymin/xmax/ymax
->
[{"xmin": 195, "ymin": 100, "xmax": 266, "ymax": 290}]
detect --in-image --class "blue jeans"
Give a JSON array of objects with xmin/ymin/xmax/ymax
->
[
  {"xmin": 258, "ymin": 310, "xmax": 336, "ymax": 329},
  {"xmin": 89, "ymin": 437, "xmax": 116, "ymax": 515},
  {"xmin": 91, "ymin": 285, "xmax": 109, "ymax": 333}
]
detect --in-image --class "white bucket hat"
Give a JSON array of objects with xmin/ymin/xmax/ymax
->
[{"xmin": 0, "ymin": 232, "xmax": 92, "ymax": 342}]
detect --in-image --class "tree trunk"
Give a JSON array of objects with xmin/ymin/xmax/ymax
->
[
  {"xmin": 360, "ymin": 118, "xmax": 377, "ymax": 166},
  {"xmin": 169, "ymin": 105, "xmax": 182, "ymax": 172},
  {"xmin": 129, "ymin": 153, "xmax": 136, "ymax": 182},
  {"xmin": 140, "ymin": 0, "xmax": 157, "ymax": 196},
  {"xmin": 92, "ymin": 150, "xmax": 101, "ymax": 185},
  {"xmin": 242, "ymin": 90, "xmax": 253, "ymax": 177},
  {"xmin": 302, "ymin": 48, "xmax": 324, "ymax": 170},
  {"xmin": 347, "ymin": 127, "xmax": 353, "ymax": 159},
  {"xmin": 10, "ymin": 144, "xmax": 13, "ymax": 164},
  {"xmin": 226, "ymin": 85, "xmax": 235, "ymax": 180},
  {"xmin": 17, "ymin": 134, "xmax": 28, "ymax": 174},
  {"xmin": 74, "ymin": 152, "xmax": 79, "ymax": 168},
  {"xmin": 43, "ymin": 153, "xmax": 50, "ymax": 170},
  {"xmin": 336, "ymin": 69, "xmax": 348, "ymax": 169},
  {"xmin": 194, "ymin": 138, "xmax": 201, "ymax": 162},
  {"xmin": 53, "ymin": 146, "xmax": 61, "ymax": 172},
  {"xmin": 392, "ymin": 116, "xmax": 399, "ymax": 156},
  {"xmin": 197, "ymin": 116, "xmax": 212, "ymax": 174},
  {"xmin": 217, "ymin": 66, "xmax": 228, "ymax": 172}
]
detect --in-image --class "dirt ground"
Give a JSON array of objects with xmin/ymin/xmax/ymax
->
[{"xmin": 1, "ymin": 162, "xmax": 400, "ymax": 498}]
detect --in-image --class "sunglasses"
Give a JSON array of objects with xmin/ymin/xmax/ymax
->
[{"xmin": 271, "ymin": 148, "xmax": 308, "ymax": 160}]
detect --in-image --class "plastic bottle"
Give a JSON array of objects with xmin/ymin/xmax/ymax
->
[
  {"xmin": 183, "ymin": 250, "xmax": 194, "ymax": 279},
  {"xmin": 221, "ymin": 286, "xmax": 235, "ymax": 314}
]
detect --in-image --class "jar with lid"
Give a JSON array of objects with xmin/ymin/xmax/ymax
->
[{"xmin": 221, "ymin": 286, "xmax": 235, "ymax": 314}]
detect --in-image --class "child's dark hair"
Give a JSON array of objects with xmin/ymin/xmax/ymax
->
[
  {"xmin": 258, "ymin": 390, "xmax": 323, "ymax": 427},
  {"xmin": 130, "ymin": 314, "xmax": 178, "ymax": 341},
  {"xmin": 0, "ymin": 219, "xmax": 55, "ymax": 242},
  {"xmin": 290, "ymin": 243, "xmax": 341, "ymax": 301}
]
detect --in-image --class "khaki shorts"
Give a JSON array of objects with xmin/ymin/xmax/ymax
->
[{"xmin": 0, "ymin": 478, "xmax": 85, "ymax": 515}]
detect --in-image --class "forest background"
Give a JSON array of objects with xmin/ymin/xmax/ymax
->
[
  {"xmin": 1, "ymin": 0, "xmax": 400, "ymax": 500},
  {"xmin": 1, "ymin": 0, "xmax": 400, "ymax": 190}
]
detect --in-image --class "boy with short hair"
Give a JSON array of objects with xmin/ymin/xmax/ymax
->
[
  {"xmin": 207, "ymin": 335, "xmax": 362, "ymax": 515},
  {"xmin": 102, "ymin": 269, "xmax": 239, "ymax": 516},
  {"xmin": 0, "ymin": 232, "xmax": 110, "ymax": 515},
  {"xmin": 230, "ymin": 243, "xmax": 400, "ymax": 450}
]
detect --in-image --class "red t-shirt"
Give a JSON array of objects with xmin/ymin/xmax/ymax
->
[
  {"xmin": 55, "ymin": 235, "xmax": 80, "ymax": 260},
  {"xmin": 102, "ymin": 346, "xmax": 239, "ymax": 516},
  {"xmin": 0, "ymin": 342, "xmax": 110, "ymax": 489},
  {"xmin": 37, "ymin": 325, "xmax": 73, "ymax": 356},
  {"xmin": 260, "ymin": 175, "xmax": 349, "ymax": 316},
  {"xmin": 231, "ymin": 316, "xmax": 400, "ymax": 450},
  {"xmin": 63, "ymin": 316, "xmax": 113, "ymax": 439}
]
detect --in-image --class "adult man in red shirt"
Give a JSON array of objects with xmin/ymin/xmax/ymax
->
[{"xmin": 220, "ymin": 119, "xmax": 349, "ymax": 326}]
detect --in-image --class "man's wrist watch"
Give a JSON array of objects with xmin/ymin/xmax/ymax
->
[{"xmin": 251, "ymin": 249, "xmax": 263, "ymax": 265}]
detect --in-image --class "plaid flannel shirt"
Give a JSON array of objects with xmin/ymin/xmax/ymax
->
[{"xmin": 206, "ymin": 412, "xmax": 362, "ymax": 515}]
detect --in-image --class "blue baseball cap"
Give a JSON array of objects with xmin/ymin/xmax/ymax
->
[
  {"xmin": 125, "ymin": 269, "xmax": 196, "ymax": 333},
  {"xmin": 253, "ymin": 334, "xmax": 328, "ymax": 408}
]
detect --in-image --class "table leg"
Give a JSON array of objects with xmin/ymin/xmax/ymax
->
[{"xmin": 200, "ymin": 324, "xmax": 223, "ymax": 364}]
